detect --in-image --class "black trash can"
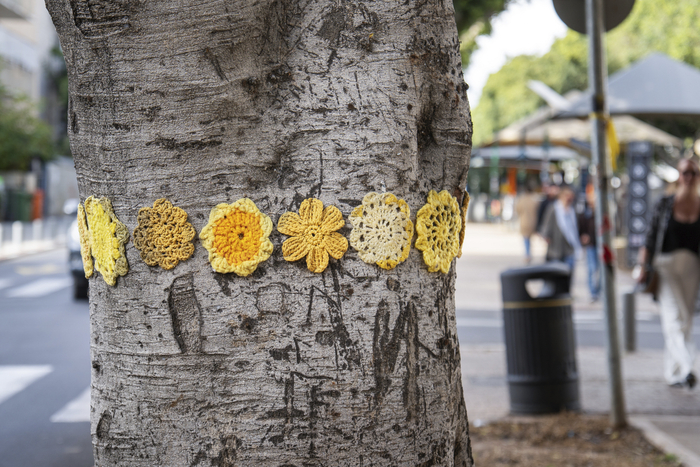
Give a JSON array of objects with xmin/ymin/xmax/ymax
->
[{"xmin": 500, "ymin": 263, "xmax": 580, "ymax": 414}]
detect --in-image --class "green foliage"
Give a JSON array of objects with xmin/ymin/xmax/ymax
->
[
  {"xmin": 471, "ymin": 0, "xmax": 700, "ymax": 146},
  {"xmin": 0, "ymin": 86, "xmax": 55, "ymax": 171},
  {"xmin": 453, "ymin": 0, "xmax": 511, "ymax": 67}
]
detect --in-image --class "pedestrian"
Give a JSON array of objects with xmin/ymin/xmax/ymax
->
[
  {"xmin": 536, "ymin": 183, "xmax": 560, "ymax": 234},
  {"xmin": 637, "ymin": 158, "xmax": 700, "ymax": 389},
  {"xmin": 540, "ymin": 186, "xmax": 581, "ymax": 279},
  {"xmin": 578, "ymin": 188, "xmax": 600, "ymax": 302},
  {"xmin": 515, "ymin": 183, "xmax": 541, "ymax": 264}
]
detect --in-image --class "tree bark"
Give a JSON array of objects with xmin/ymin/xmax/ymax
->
[{"xmin": 46, "ymin": 0, "xmax": 473, "ymax": 465}]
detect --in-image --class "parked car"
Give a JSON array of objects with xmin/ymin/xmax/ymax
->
[{"xmin": 64, "ymin": 199, "xmax": 88, "ymax": 299}]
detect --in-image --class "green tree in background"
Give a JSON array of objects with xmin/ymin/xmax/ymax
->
[
  {"xmin": 0, "ymin": 85, "xmax": 55, "ymax": 171},
  {"xmin": 471, "ymin": 0, "xmax": 700, "ymax": 146},
  {"xmin": 453, "ymin": 0, "xmax": 512, "ymax": 67}
]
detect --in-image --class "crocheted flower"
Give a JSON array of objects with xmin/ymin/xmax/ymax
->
[
  {"xmin": 133, "ymin": 199, "xmax": 196, "ymax": 270},
  {"xmin": 457, "ymin": 192, "xmax": 470, "ymax": 259},
  {"xmin": 76, "ymin": 204, "xmax": 93, "ymax": 279},
  {"xmin": 349, "ymin": 192, "xmax": 414, "ymax": 270},
  {"xmin": 84, "ymin": 196, "xmax": 129, "ymax": 286},
  {"xmin": 199, "ymin": 199, "xmax": 273, "ymax": 276},
  {"xmin": 277, "ymin": 198, "xmax": 348, "ymax": 273},
  {"xmin": 415, "ymin": 190, "xmax": 461, "ymax": 273}
]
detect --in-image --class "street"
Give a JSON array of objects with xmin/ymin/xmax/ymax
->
[{"xmin": 0, "ymin": 249, "xmax": 93, "ymax": 467}]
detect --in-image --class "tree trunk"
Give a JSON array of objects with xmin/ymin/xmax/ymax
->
[{"xmin": 46, "ymin": 0, "xmax": 473, "ymax": 465}]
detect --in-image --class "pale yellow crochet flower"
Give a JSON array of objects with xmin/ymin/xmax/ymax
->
[
  {"xmin": 76, "ymin": 204, "xmax": 93, "ymax": 278},
  {"xmin": 84, "ymin": 196, "xmax": 129, "ymax": 286},
  {"xmin": 415, "ymin": 190, "xmax": 461, "ymax": 273},
  {"xmin": 200, "ymin": 199, "xmax": 273, "ymax": 276},
  {"xmin": 133, "ymin": 199, "xmax": 196, "ymax": 270},
  {"xmin": 349, "ymin": 192, "xmax": 413, "ymax": 270},
  {"xmin": 277, "ymin": 198, "xmax": 348, "ymax": 273}
]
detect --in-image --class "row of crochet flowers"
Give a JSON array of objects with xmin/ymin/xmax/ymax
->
[{"xmin": 77, "ymin": 190, "xmax": 470, "ymax": 285}]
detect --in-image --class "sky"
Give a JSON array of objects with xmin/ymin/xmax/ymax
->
[{"xmin": 464, "ymin": 0, "xmax": 569, "ymax": 107}]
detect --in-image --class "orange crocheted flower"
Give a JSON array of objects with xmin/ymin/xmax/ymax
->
[
  {"xmin": 200, "ymin": 199, "xmax": 273, "ymax": 276},
  {"xmin": 277, "ymin": 198, "xmax": 348, "ymax": 273}
]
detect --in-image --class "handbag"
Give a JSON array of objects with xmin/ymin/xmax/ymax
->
[{"xmin": 639, "ymin": 266, "xmax": 659, "ymax": 299}]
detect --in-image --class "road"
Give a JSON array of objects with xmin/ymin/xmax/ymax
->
[{"xmin": 0, "ymin": 249, "xmax": 93, "ymax": 467}]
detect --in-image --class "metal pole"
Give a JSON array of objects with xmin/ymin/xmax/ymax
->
[
  {"xmin": 586, "ymin": 0, "xmax": 627, "ymax": 429},
  {"xmin": 622, "ymin": 292, "xmax": 636, "ymax": 352}
]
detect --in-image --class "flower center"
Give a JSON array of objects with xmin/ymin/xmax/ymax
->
[
  {"xmin": 305, "ymin": 225, "xmax": 323, "ymax": 246},
  {"xmin": 213, "ymin": 211, "xmax": 263, "ymax": 265}
]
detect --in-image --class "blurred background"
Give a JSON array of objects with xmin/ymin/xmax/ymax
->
[{"xmin": 1, "ymin": 0, "xmax": 699, "ymax": 465}]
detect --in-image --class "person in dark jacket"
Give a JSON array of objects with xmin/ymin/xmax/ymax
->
[
  {"xmin": 637, "ymin": 158, "xmax": 700, "ymax": 389},
  {"xmin": 578, "ymin": 189, "xmax": 600, "ymax": 302}
]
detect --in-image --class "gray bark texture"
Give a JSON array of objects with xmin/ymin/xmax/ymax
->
[{"xmin": 46, "ymin": 0, "xmax": 473, "ymax": 465}]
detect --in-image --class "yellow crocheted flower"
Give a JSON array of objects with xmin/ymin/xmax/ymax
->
[
  {"xmin": 277, "ymin": 198, "xmax": 348, "ymax": 273},
  {"xmin": 457, "ymin": 192, "xmax": 470, "ymax": 259},
  {"xmin": 133, "ymin": 199, "xmax": 196, "ymax": 270},
  {"xmin": 77, "ymin": 204, "xmax": 93, "ymax": 279},
  {"xmin": 199, "ymin": 199, "xmax": 273, "ymax": 276},
  {"xmin": 84, "ymin": 196, "xmax": 129, "ymax": 286},
  {"xmin": 349, "ymin": 192, "xmax": 413, "ymax": 270},
  {"xmin": 415, "ymin": 190, "xmax": 461, "ymax": 273}
]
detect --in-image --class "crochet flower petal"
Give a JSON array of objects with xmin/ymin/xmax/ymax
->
[
  {"xmin": 307, "ymin": 245, "xmax": 329, "ymax": 273},
  {"xmin": 324, "ymin": 232, "xmax": 348, "ymax": 259},
  {"xmin": 133, "ymin": 198, "xmax": 196, "ymax": 270},
  {"xmin": 415, "ymin": 190, "xmax": 461, "ymax": 273},
  {"xmin": 277, "ymin": 212, "xmax": 305, "ymax": 236},
  {"xmin": 299, "ymin": 198, "xmax": 324, "ymax": 225},
  {"xmin": 348, "ymin": 192, "xmax": 413, "ymax": 270},
  {"xmin": 84, "ymin": 196, "xmax": 129, "ymax": 286},
  {"xmin": 282, "ymin": 235, "xmax": 311, "ymax": 262},
  {"xmin": 320, "ymin": 205, "xmax": 344, "ymax": 232}
]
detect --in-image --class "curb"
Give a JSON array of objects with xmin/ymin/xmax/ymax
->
[
  {"xmin": 0, "ymin": 241, "xmax": 64, "ymax": 262},
  {"xmin": 630, "ymin": 416, "xmax": 700, "ymax": 467}
]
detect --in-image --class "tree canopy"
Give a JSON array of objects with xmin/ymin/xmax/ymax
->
[
  {"xmin": 453, "ymin": 0, "xmax": 512, "ymax": 67},
  {"xmin": 0, "ymin": 85, "xmax": 55, "ymax": 171},
  {"xmin": 471, "ymin": 0, "xmax": 700, "ymax": 146}
]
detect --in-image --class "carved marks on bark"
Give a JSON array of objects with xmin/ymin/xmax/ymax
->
[
  {"xmin": 69, "ymin": 0, "xmax": 135, "ymax": 38},
  {"xmin": 168, "ymin": 274, "xmax": 203, "ymax": 353},
  {"xmin": 372, "ymin": 299, "xmax": 421, "ymax": 421}
]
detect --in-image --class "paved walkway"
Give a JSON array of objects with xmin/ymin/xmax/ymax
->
[{"xmin": 456, "ymin": 223, "xmax": 700, "ymax": 467}]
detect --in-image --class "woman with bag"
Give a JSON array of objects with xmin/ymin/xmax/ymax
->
[{"xmin": 637, "ymin": 158, "xmax": 700, "ymax": 389}]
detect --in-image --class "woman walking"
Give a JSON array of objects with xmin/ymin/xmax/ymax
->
[{"xmin": 637, "ymin": 158, "xmax": 700, "ymax": 389}]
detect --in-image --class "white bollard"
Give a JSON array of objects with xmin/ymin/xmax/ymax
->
[
  {"xmin": 32, "ymin": 219, "xmax": 43, "ymax": 241},
  {"xmin": 12, "ymin": 221, "xmax": 23, "ymax": 246}
]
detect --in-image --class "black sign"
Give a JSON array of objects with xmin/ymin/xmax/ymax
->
[{"xmin": 626, "ymin": 141, "xmax": 653, "ymax": 266}]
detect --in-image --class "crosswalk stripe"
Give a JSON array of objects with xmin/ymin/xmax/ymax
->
[
  {"xmin": 5, "ymin": 278, "xmax": 72, "ymax": 298},
  {"xmin": 0, "ymin": 365, "xmax": 53, "ymax": 405},
  {"xmin": 50, "ymin": 387, "xmax": 90, "ymax": 423}
]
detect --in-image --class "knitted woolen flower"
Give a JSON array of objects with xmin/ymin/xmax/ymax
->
[
  {"xmin": 277, "ymin": 198, "xmax": 348, "ymax": 273},
  {"xmin": 77, "ymin": 203, "xmax": 93, "ymax": 278},
  {"xmin": 349, "ymin": 192, "xmax": 413, "ymax": 270},
  {"xmin": 199, "ymin": 199, "xmax": 273, "ymax": 276},
  {"xmin": 84, "ymin": 196, "xmax": 129, "ymax": 286},
  {"xmin": 133, "ymin": 199, "xmax": 196, "ymax": 270},
  {"xmin": 457, "ymin": 192, "xmax": 470, "ymax": 259},
  {"xmin": 415, "ymin": 190, "xmax": 461, "ymax": 273}
]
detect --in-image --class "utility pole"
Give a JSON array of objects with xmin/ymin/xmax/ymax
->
[{"xmin": 586, "ymin": 0, "xmax": 627, "ymax": 429}]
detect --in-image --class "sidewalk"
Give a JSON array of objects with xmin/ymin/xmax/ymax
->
[
  {"xmin": 0, "ymin": 217, "xmax": 71, "ymax": 262},
  {"xmin": 456, "ymin": 223, "xmax": 700, "ymax": 467}
]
